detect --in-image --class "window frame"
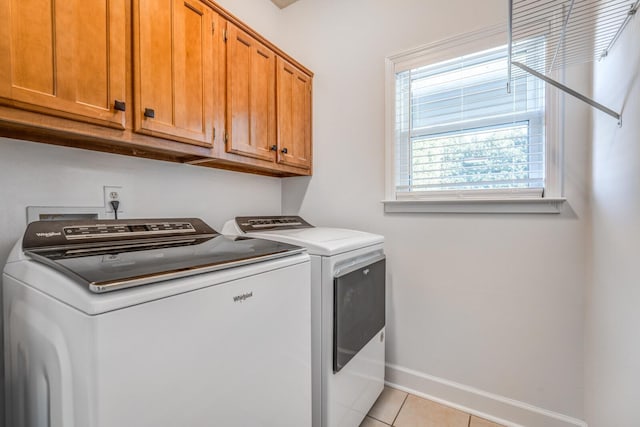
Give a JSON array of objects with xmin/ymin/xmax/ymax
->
[{"xmin": 383, "ymin": 25, "xmax": 565, "ymax": 214}]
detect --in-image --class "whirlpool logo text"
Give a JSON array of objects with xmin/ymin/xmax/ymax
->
[
  {"xmin": 36, "ymin": 232, "xmax": 61, "ymax": 238},
  {"xmin": 233, "ymin": 292, "xmax": 253, "ymax": 302}
]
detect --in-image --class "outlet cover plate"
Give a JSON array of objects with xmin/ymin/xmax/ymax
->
[{"xmin": 103, "ymin": 185, "xmax": 127, "ymax": 215}]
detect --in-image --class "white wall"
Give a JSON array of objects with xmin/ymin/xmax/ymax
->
[
  {"xmin": 586, "ymin": 12, "xmax": 640, "ymax": 427},
  {"xmin": 279, "ymin": 0, "xmax": 590, "ymax": 425}
]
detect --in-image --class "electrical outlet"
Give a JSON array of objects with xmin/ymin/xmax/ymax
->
[{"xmin": 103, "ymin": 185, "xmax": 125, "ymax": 215}]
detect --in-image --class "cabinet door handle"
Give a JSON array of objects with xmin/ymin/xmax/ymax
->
[
  {"xmin": 114, "ymin": 100, "xmax": 126, "ymax": 112},
  {"xmin": 270, "ymin": 145, "xmax": 277, "ymax": 151},
  {"xmin": 281, "ymin": 147, "xmax": 288, "ymax": 154},
  {"xmin": 144, "ymin": 108, "xmax": 155, "ymax": 118}
]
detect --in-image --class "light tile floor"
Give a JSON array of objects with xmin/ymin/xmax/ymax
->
[{"xmin": 360, "ymin": 387, "xmax": 506, "ymax": 427}]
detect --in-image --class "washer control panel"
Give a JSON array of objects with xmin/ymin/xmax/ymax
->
[
  {"xmin": 63, "ymin": 222, "xmax": 195, "ymax": 240},
  {"xmin": 236, "ymin": 216, "xmax": 313, "ymax": 232},
  {"xmin": 23, "ymin": 218, "xmax": 216, "ymax": 250}
]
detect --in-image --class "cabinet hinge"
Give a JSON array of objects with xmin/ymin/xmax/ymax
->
[
  {"xmin": 224, "ymin": 132, "xmax": 229, "ymax": 144},
  {"xmin": 223, "ymin": 29, "xmax": 228, "ymax": 42},
  {"xmin": 213, "ymin": 127, "xmax": 216, "ymax": 141},
  {"xmin": 212, "ymin": 21, "xmax": 215, "ymax": 35}
]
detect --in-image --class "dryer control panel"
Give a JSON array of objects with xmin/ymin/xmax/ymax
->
[{"xmin": 235, "ymin": 216, "xmax": 313, "ymax": 232}]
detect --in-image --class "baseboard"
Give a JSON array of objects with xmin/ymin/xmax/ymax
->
[{"xmin": 385, "ymin": 363, "xmax": 587, "ymax": 427}]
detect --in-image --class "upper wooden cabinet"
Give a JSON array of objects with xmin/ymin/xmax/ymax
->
[
  {"xmin": 225, "ymin": 22, "xmax": 276, "ymax": 162},
  {"xmin": 0, "ymin": 0, "xmax": 313, "ymax": 176},
  {"xmin": 276, "ymin": 57, "xmax": 312, "ymax": 170},
  {"xmin": 222, "ymin": 22, "xmax": 312, "ymax": 173},
  {"xmin": 133, "ymin": 0, "xmax": 216, "ymax": 147},
  {"xmin": 0, "ymin": 0, "xmax": 127, "ymax": 129}
]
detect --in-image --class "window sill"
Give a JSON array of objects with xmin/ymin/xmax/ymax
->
[{"xmin": 382, "ymin": 197, "xmax": 566, "ymax": 214}]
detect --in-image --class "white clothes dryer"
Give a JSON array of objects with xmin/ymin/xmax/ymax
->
[{"xmin": 222, "ymin": 216, "xmax": 385, "ymax": 427}]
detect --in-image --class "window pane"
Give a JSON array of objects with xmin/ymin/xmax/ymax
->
[
  {"xmin": 395, "ymin": 38, "xmax": 546, "ymax": 194},
  {"xmin": 410, "ymin": 123, "xmax": 544, "ymax": 191}
]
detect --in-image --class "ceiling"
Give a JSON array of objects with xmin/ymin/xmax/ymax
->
[{"xmin": 270, "ymin": 0, "xmax": 299, "ymax": 9}]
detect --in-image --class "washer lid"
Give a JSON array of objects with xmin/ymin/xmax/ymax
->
[
  {"xmin": 243, "ymin": 227, "xmax": 384, "ymax": 256},
  {"xmin": 21, "ymin": 218, "xmax": 305, "ymax": 293}
]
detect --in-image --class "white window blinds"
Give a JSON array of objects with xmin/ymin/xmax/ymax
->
[{"xmin": 394, "ymin": 38, "xmax": 546, "ymax": 199}]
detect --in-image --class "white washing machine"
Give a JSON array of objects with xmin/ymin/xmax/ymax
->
[
  {"xmin": 3, "ymin": 218, "xmax": 312, "ymax": 427},
  {"xmin": 222, "ymin": 216, "xmax": 385, "ymax": 427}
]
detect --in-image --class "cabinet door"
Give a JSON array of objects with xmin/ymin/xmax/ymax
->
[
  {"xmin": 225, "ymin": 22, "xmax": 276, "ymax": 162},
  {"xmin": 276, "ymin": 57, "xmax": 312, "ymax": 170},
  {"xmin": 0, "ymin": 0, "xmax": 126, "ymax": 129},
  {"xmin": 134, "ymin": 0, "xmax": 215, "ymax": 147}
]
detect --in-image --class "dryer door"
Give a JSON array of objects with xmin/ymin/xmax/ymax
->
[{"xmin": 333, "ymin": 255, "xmax": 385, "ymax": 373}]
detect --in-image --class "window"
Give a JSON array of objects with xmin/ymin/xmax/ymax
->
[{"xmin": 385, "ymin": 26, "xmax": 563, "ymax": 213}]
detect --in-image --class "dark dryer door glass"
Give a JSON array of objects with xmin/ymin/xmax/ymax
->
[{"xmin": 333, "ymin": 256, "xmax": 385, "ymax": 373}]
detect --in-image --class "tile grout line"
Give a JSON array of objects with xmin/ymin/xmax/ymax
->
[
  {"xmin": 367, "ymin": 414, "xmax": 392, "ymax": 426},
  {"xmin": 390, "ymin": 392, "xmax": 410, "ymax": 426}
]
